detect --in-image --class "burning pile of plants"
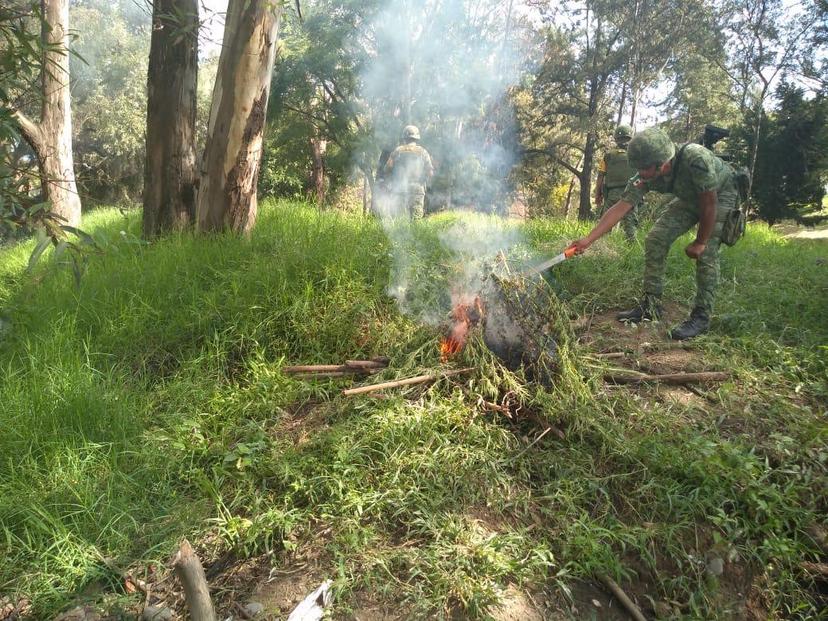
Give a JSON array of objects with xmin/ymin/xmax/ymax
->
[{"xmin": 439, "ymin": 255, "xmax": 573, "ymax": 380}]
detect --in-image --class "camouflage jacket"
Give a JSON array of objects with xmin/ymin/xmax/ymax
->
[
  {"xmin": 620, "ymin": 143, "xmax": 734, "ymax": 205},
  {"xmin": 384, "ymin": 143, "xmax": 434, "ymax": 192}
]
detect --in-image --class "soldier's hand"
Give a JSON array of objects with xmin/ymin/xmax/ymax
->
[
  {"xmin": 684, "ymin": 241, "xmax": 706, "ymax": 260},
  {"xmin": 572, "ymin": 238, "xmax": 592, "ymax": 254}
]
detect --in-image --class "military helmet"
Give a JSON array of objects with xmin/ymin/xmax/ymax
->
[
  {"xmin": 402, "ymin": 125, "xmax": 421, "ymax": 141},
  {"xmin": 614, "ymin": 124, "xmax": 633, "ymax": 142},
  {"xmin": 627, "ymin": 127, "xmax": 676, "ymax": 169}
]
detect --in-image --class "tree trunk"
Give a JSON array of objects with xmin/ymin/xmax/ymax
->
[
  {"xmin": 14, "ymin": 0, "xmax": 82, "ymax": 228},
  {"xmin": 564, "ymin": 174, "xmax": 576, "ymax": 218},
  {"xmin": 308, "ymin": 133, "xmax": 327, "ymax": 206},
  {"xmin": 747, "ymin": 96, "xmax": 765, "ymax": 200},
  {"xmin": 616, "ymin": 80, "xmax": 627, "ymax": 125},
  {"xmin": 578, "ymin": 130, "xmax": 597, "ymax": 220},
  {"xmin": 629, "ymin": 84, "xmax": 640, "ymax": 128},
  {"xmin": 143, "ymin": 0, "xmax": 199, "ymax": 238},
  {"xmin": 196, "ymin": 1, "xmax": 281, "ymax": 234},
  {"xmin": 363, "ymin": 172, "xmax": 370, "ymax": 215}
]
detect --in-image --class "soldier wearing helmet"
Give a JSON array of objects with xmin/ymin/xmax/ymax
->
[
  {"xmin": 383, "ymin": 125, "xmax": 434, "ymax": 219},
  {"xmin": 573, "ymin": 126, "xmax": 740, "ymax": 340},
  {"xmin": 594, "ymin": 124, "xmax": 639, "ymax": 241}
]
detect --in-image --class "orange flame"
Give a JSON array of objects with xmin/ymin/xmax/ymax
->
[{"xmin": 440, "ymin": 296, "xmax": 483, "ymax": 362}]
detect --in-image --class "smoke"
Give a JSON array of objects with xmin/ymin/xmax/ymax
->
[{"xmin": 356, "ymin": 0, "xmax": 539, "ymax": 325}]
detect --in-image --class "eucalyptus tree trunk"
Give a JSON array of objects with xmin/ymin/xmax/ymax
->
[
  {"xmin": 143, "ymin": 0, "xmax": 198, "ymax": 238},
  {"xmin": 12, "ymin": 0, "xmax": 81, "ymax": 227},
  {"xmin": 196, "ymin": 0, "xmax": 281, "ymax": 234},
  {"xmin": 309, "ymin": 132, "xmax": 327, "ymax": 206}
]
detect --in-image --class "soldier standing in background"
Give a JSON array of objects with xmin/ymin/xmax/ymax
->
[
  {"xmin": 594, "ymin": 124, "xmax": 639, "ymax": 242},
  {"xmin": 383, "ymin": 125, "xmax": 434, "ymax": 219},
  {"xmin": 573, "ymin": 127, "xmax": 740, "ymax": 340}
]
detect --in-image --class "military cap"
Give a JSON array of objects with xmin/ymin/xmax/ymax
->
[
  {"xmin": 627, "ymin": 127, "xmax": 676, "ymax": 169},
  {"xmin": 402, "ymin": 125, "xmax": 421, "ymax": 141}
]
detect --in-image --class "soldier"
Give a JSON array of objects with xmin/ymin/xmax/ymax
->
[
  {"xmin": 383, "ymin": 125, "xmax": 434, "ymax": 219},
  {"xmin": 572, "ymin": 127, "xmax": 739, "ymax": 340},
  {"xmin": 594, "ymin": 124, "xmax": 639, "ymax": 242}
]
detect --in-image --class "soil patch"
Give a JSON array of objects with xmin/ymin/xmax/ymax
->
[{"xmin": 488, "ymin": 585, "xmax": 545, "ymax": 621}]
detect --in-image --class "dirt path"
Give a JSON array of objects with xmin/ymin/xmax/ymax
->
[{"xmin": 776, "ymin": 222, "xmax": 828, "ymax": 240}]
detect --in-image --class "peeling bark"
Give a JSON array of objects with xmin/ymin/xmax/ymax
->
[
  {"xmin": 196, "ymin": 1, "xmax": 281, "ymax": 234},
  {"xmin": 142, "ymin": 0, "xmax": 199, "ymax": 238},
  {"xmin": 14, "ymin": 0, "xmax": 82, "ymax": 227}
]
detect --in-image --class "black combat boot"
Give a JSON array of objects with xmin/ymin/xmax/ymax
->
[
  {"xmin": 669, "ymin": 307, "xmax": 710, "ymax": 340},
  {"xmin": 616, "ymin": 295, "xmax": 663, "ymax": 323}
]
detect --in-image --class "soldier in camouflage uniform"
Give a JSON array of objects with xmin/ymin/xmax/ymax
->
[
  {"xmin": 594, "ymin": 124, "xmax": 639, "ymax": 242},
  {"xmin": 383, "ymin": 125, "xmax": 434, "ymax": 219},
  {"xmin": 573, "ymin": 127, "xmax": 739, "ymax": 340}
]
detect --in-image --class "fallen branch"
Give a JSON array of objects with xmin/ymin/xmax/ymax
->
[
  {"xmin": 597, "ymin": 574, "xmax": 647, "ymax": 621},
  {"xmin": 173, "ymin": 540, "xmax": 216, "ymax": 621},
  {"xmin": 292, "ymin": 371, "xmax": 367, "ymax": 379},
  {"xmin": 594, "ymin": 352, "xmax": 626, "ymax": 359},
  {"xmin": 605, "ymin": 371, "xmax": 729, "ymax": 385},
  {"xmin": 342, "ymin": 368, "xmax": 474, "ymax": 396},
  {"xmin": 283, "ymin": 364, "xmax": 351, "ymax": 373},
  {"xmin": 284, "ymin": 359, "xmax": 389, "ymax": 374},
  {"xmin": 801, "ymin": 561, "xmax": 828, "ymax": 579},
  {"xmin": 345, "ymin": 359, "xmax": 388, "ymax": 369}
]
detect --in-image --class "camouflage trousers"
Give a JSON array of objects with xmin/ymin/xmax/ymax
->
[
  {"xmin": 600, "ymin": 187, "xmax": 639, "ymax": 241},
  {"xmin": 391, "ymin": 190, "xmax": 425, "ymax": 219},
  {"xmin": 643, "ymin": 179, "xmax": 738, "ymax": 313}
]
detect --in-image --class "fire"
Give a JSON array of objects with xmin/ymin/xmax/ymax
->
[{"xmin": 440, "ymin": 296, "xmax": 483, "ymax": 362}]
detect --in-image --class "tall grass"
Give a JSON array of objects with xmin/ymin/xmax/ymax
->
[{"xmin": 0, "ymin": 202, "xmax": 825, "ymax": 619}]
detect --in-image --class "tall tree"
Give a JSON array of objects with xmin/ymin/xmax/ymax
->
[
  {"xmin": 524, "ymin": 0, "xmax": 718, "ymax": 219},
  {"xmin": 142, "ymin": 0, "xmax": 199, "ymax": 237},
  {"xmin": 196, "ymin": 1, "xmax": 281, "ymax": 234},
  {"xmin": 529, "ymin": 2, "xmax": 627, "ymax": 220},
  {"xmin": 735, "ymin": 84, "xmax": 828, "ymax": 223},
  {"xmin": 11, "ymin": 0, "xmax": 81, "ymax": 227},
  {"xmin": 716, "ymin": 0, "xmax": 822, "ymax": 196}
]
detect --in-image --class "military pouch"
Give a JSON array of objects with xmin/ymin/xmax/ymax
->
[{"xmin": 721, "ymin": 206, "xmax": 746, "ymax": 246}]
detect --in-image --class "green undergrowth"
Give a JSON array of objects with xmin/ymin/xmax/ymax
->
[{"xmin": 0, "ymin": 203, "xmax": 825, "ymax": 619}]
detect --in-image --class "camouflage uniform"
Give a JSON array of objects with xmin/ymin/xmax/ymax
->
[
  {"xmin": 620, "ymin": 142, "xmax": 737, "ymax": 314},
  {"xmin": 597, "ymin": 146, "xmax": 639, "ymax": 240},
  {"xmin": 383, "ymin": 130, "xmax": 434, "ymax": 219}
]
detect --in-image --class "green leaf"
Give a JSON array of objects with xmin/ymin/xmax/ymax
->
[{"xmin": 26, "ymin": 230, "xmax": 52, "ymax": 272}]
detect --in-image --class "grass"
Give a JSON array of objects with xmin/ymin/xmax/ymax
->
[{"xmin": 0, "ymin": 201, "xmax": 825, "ymax": 619}]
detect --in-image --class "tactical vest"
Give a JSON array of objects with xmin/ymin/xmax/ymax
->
[
  {"xmin": 602, "ymin": 148, "xmax": 635, "ymax": 190},
  {"xmin": 389, "ymin": 144, "xmax": 429, "ymax": 189}
]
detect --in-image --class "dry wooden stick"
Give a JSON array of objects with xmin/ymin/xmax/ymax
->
[
  {"xmin": 345, "ymin": 359, "xmax": 388, "ymax": 369},
  {"xmin": 292, "ymin": 371, "xmax": 364, "ymax": 379},
  {"xmin": 283, "ymin": 364, "xmax": 351, "ymax": 373},
  {"xmin": 598, "ymin": 574, "xmax": 647, "ymax": 621},
  {"xmin": 801, "ymin": 561, "xmax": 828, "ymax": 578},
  {"xmin": 173, "ymin": 540, "xmax": 216, "ymax": 621},
  {"xmin": 594, "ymin": 352, "xmax": 627, "ymax": 359},
  {"xmin": 342, "ymin": 368, "xmax": 474, "ymax": 396},
  {"xmin": 605, "ymin": 371, "xmax": 729, "ymax": 385}
]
